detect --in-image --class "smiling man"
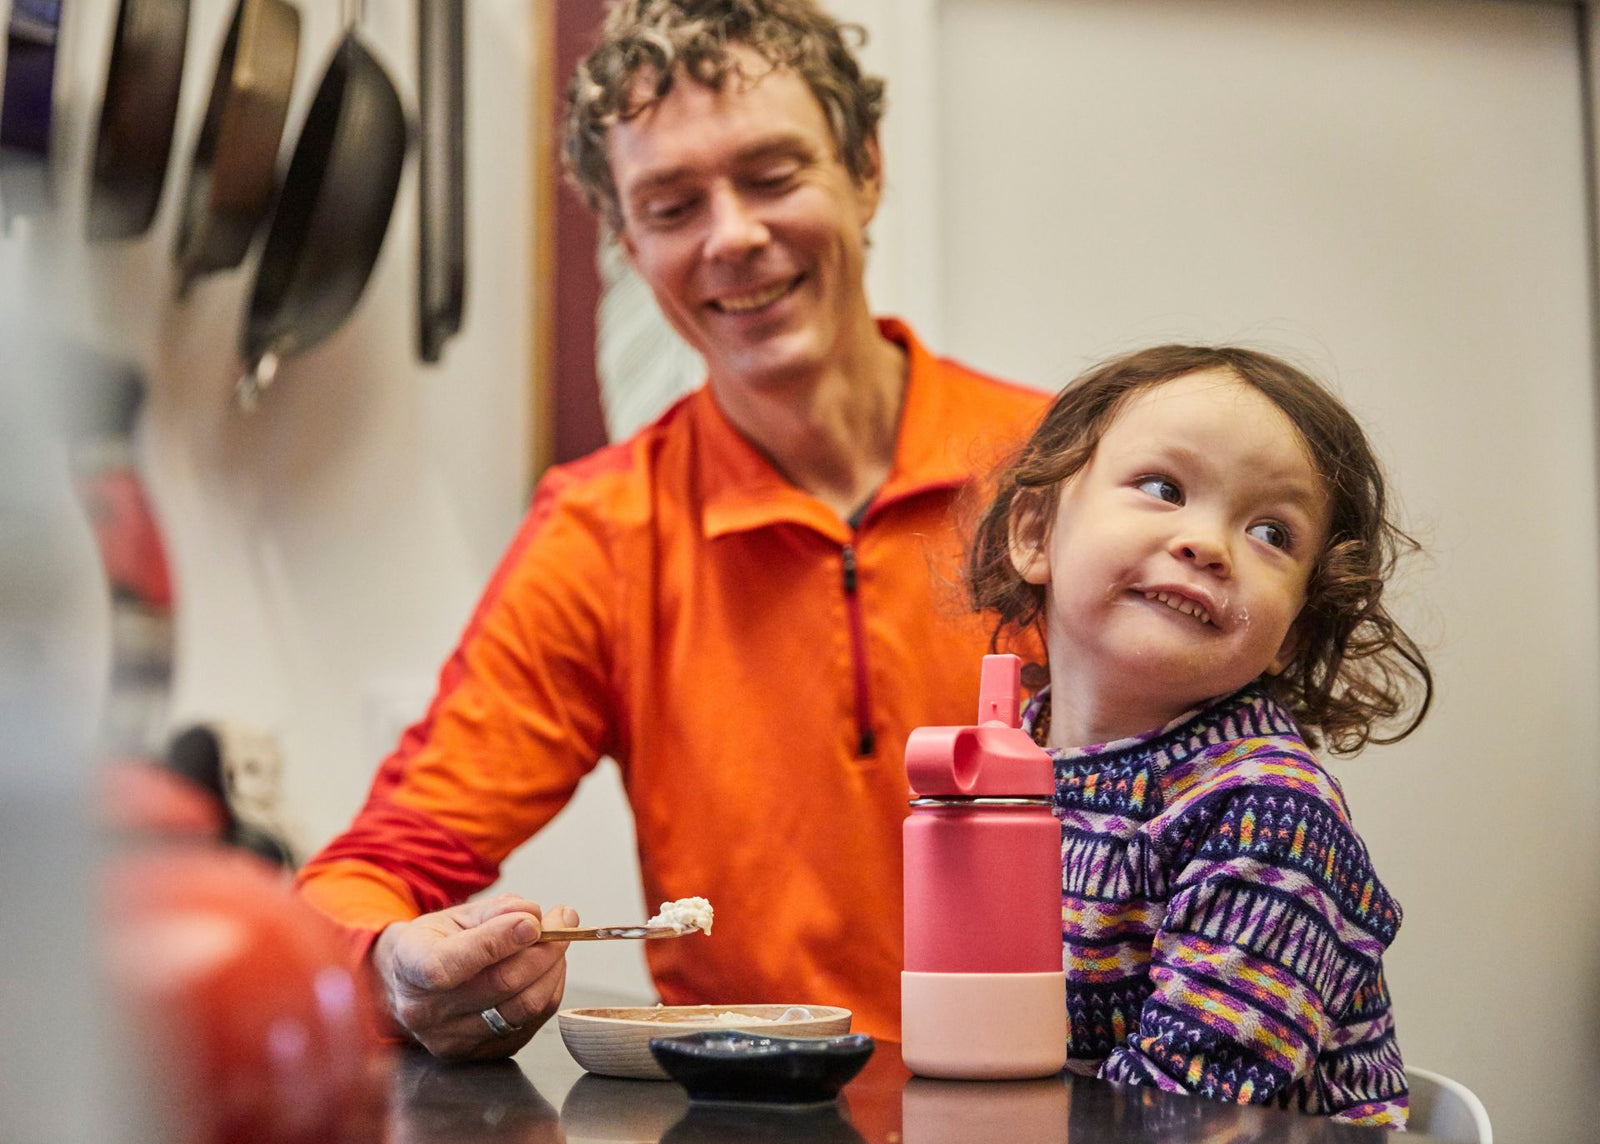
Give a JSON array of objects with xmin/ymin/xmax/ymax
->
[{"xmin": 294, "ymin": 0, "xmax": 1046, "ymax": 1060}]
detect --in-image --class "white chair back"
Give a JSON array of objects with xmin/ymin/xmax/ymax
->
[{"xmin": 1406, "ymin": 1066, "xmax": 1492, "ymax": 1144}]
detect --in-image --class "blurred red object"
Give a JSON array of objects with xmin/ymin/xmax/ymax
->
[
  {"xmin": 104, "ymin": 847, "xmax": 390, "ymax": 1144},
  {"xmin": 100, "ymin": 757, "xmax": 228, "ymax": 840},
  {"xmin": 76, "ymin": 467, "xmax": 173, "ymax": 609}
]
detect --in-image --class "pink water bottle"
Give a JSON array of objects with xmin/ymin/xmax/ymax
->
[{"xmin": 902, "ymin": 654, "xmax": 1066, "ymax": 1079}]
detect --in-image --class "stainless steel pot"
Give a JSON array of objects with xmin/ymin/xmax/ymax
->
[
  {"xmin": 87, "ymin": 0, "xmax": 191, "ymax": 242},
  {"xmin": 172, "ymin": 0, "xmax": 300, "ymax": 293}
]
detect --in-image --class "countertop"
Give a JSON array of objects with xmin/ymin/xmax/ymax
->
[{"xmin": 383, "ymin": 998, "xmax": 1425, "ymax": 1144}]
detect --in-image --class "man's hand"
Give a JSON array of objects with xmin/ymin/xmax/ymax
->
[{"xmin": 372, "ymin": 894, "xmax": 577, "ymax": 1060}]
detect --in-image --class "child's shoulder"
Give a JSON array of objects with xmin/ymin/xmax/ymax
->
[
  {"xmin": 1163, "ymin": 689, "xmax": 1352, "ymax": 823},
  {"xmin": 1155, "ymin": 690, "xmax": 1401, "ymax": 936}
]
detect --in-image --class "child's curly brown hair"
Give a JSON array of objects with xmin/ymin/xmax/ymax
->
[{"xmin": 965, "ymin": 345, "xmax": 1432, "ymax": 755}]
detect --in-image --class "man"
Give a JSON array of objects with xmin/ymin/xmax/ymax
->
[{"xmin": 295, "ymin": 0, "xmax": 1045, "ymax": 1061}]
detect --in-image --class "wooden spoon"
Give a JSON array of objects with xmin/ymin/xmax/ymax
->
[{"xmin": 538, "ymin": 925, "xmax": 688, "ymax": 943}]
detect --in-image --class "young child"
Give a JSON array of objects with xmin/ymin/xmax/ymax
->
[{"xmin": 965, "ymin": 346, "xmax": 1432, "ymax": 1128}]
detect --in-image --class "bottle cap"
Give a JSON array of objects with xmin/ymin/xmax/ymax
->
[{"xmin": 905, "ymin": 656, "xmax": 1051, "ymax": 797}]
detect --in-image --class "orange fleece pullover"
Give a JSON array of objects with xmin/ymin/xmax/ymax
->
[{"xmin": 294, "ymin": 319, "xmax": 1046, "ymax": 1040}]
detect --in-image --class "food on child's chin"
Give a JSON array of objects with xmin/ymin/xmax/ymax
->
[{"xmin": 648, "ymin": 896, "xmax": 714, "ymax": 935}]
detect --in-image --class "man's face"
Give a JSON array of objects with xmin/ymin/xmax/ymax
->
[{"xmin": 606, "ymin": 46, "xmax": 881, "ymax": 395}]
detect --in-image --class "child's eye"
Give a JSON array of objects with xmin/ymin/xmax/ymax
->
[
  {"xmin": 1248, "ymin": 521, "xmax": 1291, "ymax": 550},
  {"xmin": 1135, "ymin": 477, "xmax": 1183, "ymax": 505}
]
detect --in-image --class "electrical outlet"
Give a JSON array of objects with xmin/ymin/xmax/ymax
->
[{"xmin": 214, "ymin": 720, "xmax": 284, "ymax": 827}]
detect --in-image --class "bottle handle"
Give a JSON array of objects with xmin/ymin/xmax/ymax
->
[{"xmin": 977, "ymin": 654, "xmax": 1021, "ymax": 727}]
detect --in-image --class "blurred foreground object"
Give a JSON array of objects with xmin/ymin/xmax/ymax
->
[
  {"xmin": 53, "ymin": 353, "xmax": 175, "ymax": 759},
  {"xmin": 0, "ymin": 327, "xmax": 125, "ymax": 1142},
  {"xmin": 104, "ymin": 845, "xmax": 391, "ymax": 1144},
  {"xmin": 101, "ymin": 755, "xmax": 228, "ymax": 840}
]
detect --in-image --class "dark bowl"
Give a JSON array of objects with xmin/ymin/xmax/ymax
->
[{"xmin": 648, "ymin": 1031, "xmax": 875, "ymax": 1106}]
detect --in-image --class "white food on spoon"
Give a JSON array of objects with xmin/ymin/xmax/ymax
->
[{"xmin": 648, "ymin": 896, "xmax": 714, "ymax": 935}]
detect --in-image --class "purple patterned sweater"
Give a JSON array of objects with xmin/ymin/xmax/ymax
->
[{"xmin": 1024, "ymin": 685, "xmax": 1408, "ymax": 1128}]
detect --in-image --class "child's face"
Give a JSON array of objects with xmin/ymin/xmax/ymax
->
[{"xmin": 1010, "ymin": 370, "xmax": 1331, "ymax": 746}]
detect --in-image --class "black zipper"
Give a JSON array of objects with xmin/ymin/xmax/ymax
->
[{"xmin": 841, "ymin": 543, "xmax": 875, "ymax": 757}]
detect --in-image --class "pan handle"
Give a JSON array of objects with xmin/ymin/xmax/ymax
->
[
  {"xmin": 235, "ymin": 351, "xmax": 280, "ymax": 413},
  {"xmin": 417, "ymin": 0, "xmax": 465, "ymax": 363}
]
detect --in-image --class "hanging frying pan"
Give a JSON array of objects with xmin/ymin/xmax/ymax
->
[
  {"xmin": 416, "ymin": 0, "xmax": 464, "ymax": 362},
  {"xmin": 235, "ymin": 30, "xmax": 407, "ymax": 410},
  {"xmin": 171, "ymin": 0, "xmax": 300, "ymax": 294},
  {"xmin": 2, "ymin": 0, "xmax": 62, "ymax": 154},
  {"xmin": 0, "ymin": 0, "xmax": 64, "ymax": 226},
  {"xmin": 87, "ymin": 0, "xmax": 191, "ymax": 242}
]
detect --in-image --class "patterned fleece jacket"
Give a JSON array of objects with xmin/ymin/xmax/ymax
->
[{"xmin": 1026, "ymin": 684, "xmax": 1408, "ymax": 1128}]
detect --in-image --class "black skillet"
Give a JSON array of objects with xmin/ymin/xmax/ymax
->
[
  {"xmin": 87, "ymin": 0, "xmax": 191, "ymax": 242},
  {"xmin": 172, "ymin": 0, "xmax": 300, "ymax": 293},
  {"xmin": 235, "ymin": 30, "xmax": 407, "ymax": 410}
]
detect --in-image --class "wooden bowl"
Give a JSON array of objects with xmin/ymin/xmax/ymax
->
[{"xmin": 556, "ymin": 1004, "xmax": 853, "ymax": 1080}]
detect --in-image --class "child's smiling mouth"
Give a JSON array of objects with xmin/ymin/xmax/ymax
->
[{"xmin": 1136, "ymin": 589, "xmax": 1215, "ymax": 627}]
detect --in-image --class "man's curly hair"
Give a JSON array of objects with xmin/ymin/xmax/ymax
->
[
  {"xmin": 964, "ymin": 345, "xmax": 1433, "ymax": 755},
  {"xmin": 562, "ymin": 0, "xmax": 885, "ymax": 232}
]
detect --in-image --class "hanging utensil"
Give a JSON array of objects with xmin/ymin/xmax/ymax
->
[
  {"xmin": 87, "ymin": 0, "xmax": 191, "ymax": 242},
  {"xmin": 171, "ymin": 0, "xmax": 300, "ymax": 294},
  {"xmin": 416, "ymin": 0, "xmax": 465, "ymax": 362},
  {"xmin": 0, "ymin": 0, "xmax": 65, "ymax": 227},
  {"xmin": 235, "ymin": 0, "xmax": 407, "ymax": 410}
]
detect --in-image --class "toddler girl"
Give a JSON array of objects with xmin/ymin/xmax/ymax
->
[{"xmin": 966, "ymin": 346, "xmax": 1432, "ymax": 1128}]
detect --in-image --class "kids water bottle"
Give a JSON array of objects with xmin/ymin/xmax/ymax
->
[{"xmin": 902, "ymin": 654, "xmax": 1066, "ymax": 1079}]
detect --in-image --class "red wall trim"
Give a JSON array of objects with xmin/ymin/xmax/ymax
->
[{"xmin": 549, "ymin": 0, "xmax": 610, "ymax": 466}]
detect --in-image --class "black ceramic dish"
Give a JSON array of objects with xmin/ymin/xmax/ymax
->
[{"xmin": 648, "ymin": 1031, "xmax": 875, "ymax": 1106}]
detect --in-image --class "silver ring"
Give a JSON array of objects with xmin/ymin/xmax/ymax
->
[{"xmin": 480, "ymin": 1006, "xmax": 520, "ymax": 1037}]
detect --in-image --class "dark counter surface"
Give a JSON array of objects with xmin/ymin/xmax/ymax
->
[{"xmin": 385, "ymin": 993, "xmax": 1423, "ymax": 1144}]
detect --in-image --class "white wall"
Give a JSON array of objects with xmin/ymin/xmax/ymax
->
[{"xmin": 924, "ymin": 1, "xmax": 1599, "ymax": 1141}]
